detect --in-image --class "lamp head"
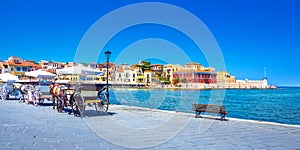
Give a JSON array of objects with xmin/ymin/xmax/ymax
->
[{"xmin": 105, "ymin": 50, "xmax": 111, "ymax": 60}]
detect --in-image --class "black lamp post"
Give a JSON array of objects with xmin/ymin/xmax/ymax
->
[{"xmin": 104, "ymin": 50, "xmax": 111, "ymax": 101}]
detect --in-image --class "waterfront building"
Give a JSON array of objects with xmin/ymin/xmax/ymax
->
[
  {"xmin": 39, "ymin": 60, "xmax": 65, "ymax": 74},
  {"xmin": 173, "ymin": 63, "xmax": 217, "ymax": 88},
  {"xmin": 217, "ymin": 71, "xmax": 236, "ymax": 83},
  {"xmin": 151, "ymin": 64, "xmax": 163, "ymax": 84},
  {"xmin": 0, "ymin": 56, "xmax": 41, "ymax": 78},
  {"xmin": 143, "ymin": 70, "xmax": 153, "ymax": 85},
  {"xmin": 184, "ymin": 62, "xmax": 204, "ymax": 70},
  {"xmin": 113, "ymin": 64, "xmax": 152, "ymax": 86},
  {"xmin": 173, "ymin": 70, "xmax": 217, "ymax": 87},
  {"xmin": 161, "ymin": 64, "xmax": 183, "ymax": 85},
  {"xmin": 233, "ymin": 79, "xmax": 268, "ymax": 89},
  {"xmin": 216, "ymin": 68, "xmax": 269, "ymax": 89},
  {"xmin": 97, "ymin": 62, "xmax": 115, "ymax": 82},
  {"xmin": 135, "ymin": 66, "xmax": 144, "ymax": 83},
  {"xmin": 47, "ymin": 62, "xmax": 65, "ymax": 74},
  {"xmin": 115, "ymin": 67, "xmax": 136, "ymax": 84},
  {"xmin": 162, "ymin": 64, "xmax": 174, "ymax": 84},
  {"xmin": 39, "ymin": 60, "xmax": 49, "ymax": 70},
  {"xmin": 65, "ymin": 62, "xmax": 77, "ymax": 68},
  {"xmin": 151, "ymin": 64, "xmax": 163, "ymax": 75},
  {"xmin": 89, "ymin": 62, "xmax": 97, "ymax": 69}
]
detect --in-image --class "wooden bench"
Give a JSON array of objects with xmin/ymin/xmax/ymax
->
[{"xmin": 192, "ymin": 104, "xmax": 228, "ymax": 120}]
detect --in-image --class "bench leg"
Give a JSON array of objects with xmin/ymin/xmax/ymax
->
[
  {"xmin": 195, "ymin": 112, "xmax": 201, "ymax": 118},
  {"xmin": 220, "ymin": 114, "xmax": 226, "ymax": 121}
]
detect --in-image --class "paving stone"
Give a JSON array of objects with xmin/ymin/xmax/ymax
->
[{"xmin": 1, "ymin": 100, "xmax": 300, "ymax": 149}]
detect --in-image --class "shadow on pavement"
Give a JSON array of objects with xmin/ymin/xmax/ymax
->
[
  {"xmin": 83, "ymin": 110, "xmax": 117, "ymax": 117},
  {"xmin": 195, "ymin": 115, "xmax": 229, "ymax": 121},
  {"xmin": 39, "ymin": 103, "xmax": 54, "ymax": 107}
]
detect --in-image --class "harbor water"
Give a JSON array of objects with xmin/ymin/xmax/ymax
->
[{"xmin": 110, "ymin": 87, "xmax": 300, "ymax": 125}]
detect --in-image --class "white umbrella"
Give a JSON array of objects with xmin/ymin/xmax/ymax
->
[
  {"xmin": 56, "ymin": 67, "xmax": 74, "ymax": 75},
  {"xmin": 25, "ymin": 69, "xmax": 57, "ymax": 79},
  {"xmin": 0, "ymin": 73, "xmax": 18, "ymax": 82},
  {"xmin": 56, "ymin": 66, "xmax": 104, "ymax": 75}
]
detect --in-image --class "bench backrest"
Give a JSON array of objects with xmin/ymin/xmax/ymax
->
[{"xmin": 192, "ymin": 104, "xmax": 227, "ymax": 113}]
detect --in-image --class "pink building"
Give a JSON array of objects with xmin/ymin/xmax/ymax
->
[{"xmin": 173, "ymin": 70, "xmax": 217, "ymax": 84}]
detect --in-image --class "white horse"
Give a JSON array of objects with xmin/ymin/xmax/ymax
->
[
  {"xmin": 0, "ymin": 85, "xmax": 8, "ymax": 100},
  {"xmin": 19, "ymin": 84, "xmax": 40, "ymax": 106}
]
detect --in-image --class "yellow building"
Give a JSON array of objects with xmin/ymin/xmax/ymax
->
[
  {"xmin": 162, "ymin": 64, "xmax": 185, "ymax": 85},
  {"xmin": 217, "ymin": 71, "xmax": 236, "ymax": 83},
  {"xmin": 184, "ymin": 62, "xmax": 204, "ymax": 70},
  {"xmin": 143, "ymin": 70, "xmax": 152, "ymax": 85}
]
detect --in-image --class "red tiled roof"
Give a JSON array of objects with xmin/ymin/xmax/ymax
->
[
  {"xmin": 151, "ymin": 64, "xmax": 162, "ymax": 66},
  {"xmin": 124, "ymin": 68, "xmax": 132, "ymax": 70}
]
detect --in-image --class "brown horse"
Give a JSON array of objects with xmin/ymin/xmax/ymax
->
[{"xmin": 49, "ymin": 83, "xmax": 68, "ymax": 112}]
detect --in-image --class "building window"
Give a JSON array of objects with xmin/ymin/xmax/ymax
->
[
  {"xmin": 22, "ymin": 67, "xmax": 28, "ymax": 72},
  {"xmin": 16, "ymin": 67, "xmax": 21, "ymax": 72}
]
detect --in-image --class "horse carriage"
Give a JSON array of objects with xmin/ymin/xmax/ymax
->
[
  {"xmin": 50, "ymin": 83, "xmax": 109, "ymax": 116},
  {"xmin": 34, "ymin": 83, "xmax": 53, "ymax": 104},
  {"xmin": 0, "ymin": 83, "xmax": 20, "ymax": 100},
  {"xmin": 18, "ymin": 81, "xmax": 53, "ymax": 106},
  {"xmin": 0, "ymin": 84, "xmax": 9, "ymax": 100}
]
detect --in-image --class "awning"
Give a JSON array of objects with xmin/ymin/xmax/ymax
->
[
  {"xmin": 82, "ymin": 70, "xmax": 104, "ymax": 76},
  {"xmin": 0, "ymin": 73, "xmax": 18, "ymax": 82},
  {"xmin": 25, "ymin": 69, "xmax": 57, "ymax": 79}
]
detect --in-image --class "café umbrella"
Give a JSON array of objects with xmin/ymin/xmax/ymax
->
[
  {"xmin": 25, "ymin": 69, "xmax": 57, "ymax": 79},
  {"xmin": 0, "ymin": 73, "xmax": 18, "ymax": 82}
]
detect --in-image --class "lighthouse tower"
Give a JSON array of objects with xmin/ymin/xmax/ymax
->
[{"xmin": 262, "ymin": 67, "xmax": 268, "ymax": 88}]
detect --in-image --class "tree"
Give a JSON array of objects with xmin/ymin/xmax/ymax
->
[
  {"xmin": 180, "ymin": 78, "xmax": 187, "ymax": 83},
  {"xmin": 160, "ymin": 77, "xmax": 170, "ymax": 84},
  {"xmin": 139, "ymin": 61, "xmax": 151, "ymax": 73},
  {"xmin": 81, "ymin": 62, "xmax": 88, "ymax": 67},
  {"xmin": 173, "ymin": 77, "xmax": 180, "ymax": 85}
]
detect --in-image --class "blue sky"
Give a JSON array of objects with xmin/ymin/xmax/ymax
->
[{"xmin": 0, "ymin": 0, "xmax": 299, "ymax": 86}]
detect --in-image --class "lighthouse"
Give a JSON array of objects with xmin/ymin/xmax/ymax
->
[{"xmin": 262, "ymin": 67, "xmax": 268, "ymax": 88}]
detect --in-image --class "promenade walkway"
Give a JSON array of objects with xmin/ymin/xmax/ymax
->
[{"xmin": 1, "ymin": 100, "xmax": 299, "ymax": 149}]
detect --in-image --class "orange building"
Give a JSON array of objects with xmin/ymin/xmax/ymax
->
[{"xmin": 0, "ymin": 56, "xmax": 41, "ymax": 78}]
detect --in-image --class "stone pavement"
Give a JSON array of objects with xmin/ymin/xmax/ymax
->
[{"xmin": 1, "ymin": 100, "xmax": 300, "ymax": 150}]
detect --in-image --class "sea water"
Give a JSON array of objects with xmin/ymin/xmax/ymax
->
[{"xmin": 109, "ymin": 87, "xmax": 300, "ymax": 125}]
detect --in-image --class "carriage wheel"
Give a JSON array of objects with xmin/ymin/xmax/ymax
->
[
  {"xmin": 63, "ymin": 96, "xmax": 68, "ymax": 107},
  {"xmin": 70, "ymin": 96, "xmax": 75, "ymax": 115},
  {"xmin": 57, "ymin": 99, "xmax": 64, "ymax": 113},
  {"xmin": 95, "ymin": 94, "xmax": 109, "ymax": 113},
  {"xmin": 73, "ymin": 93, "xmax": 85, "ymax": 116}
]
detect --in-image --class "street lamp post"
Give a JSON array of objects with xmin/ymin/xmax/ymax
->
[{"xmin": 104, "ymin": 50, "xmax": 111, "ymax": 102}]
